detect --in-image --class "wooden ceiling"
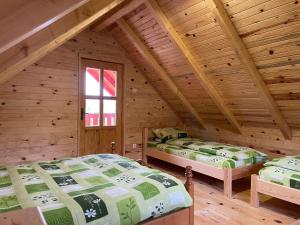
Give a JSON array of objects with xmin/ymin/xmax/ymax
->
[
  {"xmin": 95, "ymin": 0, "xmax": 300, "ymax": 139},
  {"xmin": 0, "ymin": 0, "xmax": 299, "ymax": 140}
]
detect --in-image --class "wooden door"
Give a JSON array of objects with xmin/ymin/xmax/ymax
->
[{"xmin": 79, "ymin": 58, "xmax": 123, "ymax": 156}]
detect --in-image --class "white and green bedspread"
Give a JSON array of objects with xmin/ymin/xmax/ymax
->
[
  {"xmin": 259, "ymin": 155, "xmax": 300, "ymax": 190},
  {"xmin": 259, "ymin": 166, "xmax": 300, "ymax": 190},
  {"xmin": 0, "ymin": 154, "xmax": 192, "ymax": 225},
  {"xmin": 155, "ymin": 144, "xmax": 264, "ymax": 169}
]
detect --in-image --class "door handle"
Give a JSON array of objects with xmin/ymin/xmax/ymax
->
[{"xmin": 81, "ymin": 108, "xmax": 84, "ymax": 120}]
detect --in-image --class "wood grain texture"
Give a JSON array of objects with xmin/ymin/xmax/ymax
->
[
  {"xmin": 205, "ymin": 0, "xmax": 292, "ymax": 139},
  {"xmin": 146, "ymin": 0, "xmax": 242, "ymax": 134},
  {"xmin": 116, "ymin": 18, "xmax": 207, "ymax": 128},
  {"xmin": 0, "ymin": 0, "xmax": 127, "ymax": 84},
  {"xmin": 0, "ymin": 0, "xmax": 89, "ymax": 54},
  {"xmin": 0, "ymin": 30, "xmax": 181, "ymax": 164}
]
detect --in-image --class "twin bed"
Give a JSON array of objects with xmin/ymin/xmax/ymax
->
[
  {"xmin": 0, "ymin": 154, "xmax": 194, "ymax": 225},
  {"xmin": 143, "ymin": 127, "xmax": 266, "ymax": 198},
  {"xmin": 143, "ymin": 127, "xmax": 300, "ymax": 207}
]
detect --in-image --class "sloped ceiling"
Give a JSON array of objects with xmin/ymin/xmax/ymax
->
[{"xmin": 103, "ymin": 0, "xmax": 300, "ymax": 137}]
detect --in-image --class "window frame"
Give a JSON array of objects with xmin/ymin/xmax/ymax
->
[{"xmin": 83, "ymin": 63, "xmax": 118, "ymax": 129}]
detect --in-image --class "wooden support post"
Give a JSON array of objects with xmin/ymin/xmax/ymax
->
[
  {"xmin": 223, "ymin": 168, "xmax": 233, "ymax": 198},
  {"xmin": 185, "ymin": 166, "xmax": 194, "ymax": 225},
  {"xmin": 250, "ymin": 174, "xmax": 260, "ymax": 207},
  {"xmin": 142, "ymin": 127, "xmax": 149, "ymax": 163}
]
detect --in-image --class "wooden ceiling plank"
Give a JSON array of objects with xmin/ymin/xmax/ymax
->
[
  {"xmin": 91, "ymin": 0, "xmax": 146, "ymax": 31},
  {"xmin": 0, "ymin": 0, "xmax": 90, "ymax": 55},
  {"xmin": 116, "ymin": 18, "xmax": 206, "ymax": 129},
  {"xmin": 0, "ymin": 0, "xmax": 127, "ymax": 84},
  {"xmin": 146, "ymin": 0, "xmax": 242, "ymax": 134},
  {"xmin": 205, "ymin": 0, "xmax": 292, "ymax": 140}
]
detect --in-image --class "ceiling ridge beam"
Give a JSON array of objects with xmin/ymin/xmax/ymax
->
[
  {"xmin": 145, "ymin": 0, "xmax": 242, "ymax": 134},
  {"xmin": 0, "ymin": 0, "xmax": 127, "ymax": 84},
  {"xmin": 116, "ymin": 18, "xmax": 207, "ymax": 129},
  {"xmin": 91, "ymin": 0, "xmax": 146, "ymax": 32},
  {"xmin": 205, "ymin": 0, "xmax": 292, "ymax": 140}
]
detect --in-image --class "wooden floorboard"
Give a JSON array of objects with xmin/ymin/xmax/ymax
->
[{"xmin": 127, "ymin": 152, "xmax": 300, "ymax": 225}]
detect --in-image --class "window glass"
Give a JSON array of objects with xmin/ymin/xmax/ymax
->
[
  {"xmin": 103, "ymin": 70, "xmax": 117, "ymax": 97},
  {"xmin": 85, "ymin": 99, "xmax": 100, "ymax": 127},
  {"xmin": 85, "ymin": 67, "xmax": 100, "ymax": 96},
  {"xmin": 103, "ymin": 99, "xmax": 116, "ymax": 126}
]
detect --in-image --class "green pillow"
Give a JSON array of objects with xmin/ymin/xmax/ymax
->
[
  {"xmin": 152, "ymin": 128, "xmax": 188, "ymax": 142},
  {"xmin": 166, "ymin": 138, "xmax": 203, "ymax": 147},
  {"xmin": 264, "ymin": 156, "xmax": 300, "ymax": 172},
  {"xmin": 156, "ymin": 144, "xmax": 184, "ymax": 151}
]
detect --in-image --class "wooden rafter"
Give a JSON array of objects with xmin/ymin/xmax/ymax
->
[
  {"xmin": 116, "ymin": 18, "xmax": 206, "ymax": 128},
  {"xmin": 91, "ymin": 0, "xmax": 145, "ymax": 31},
  {"xmin": 145, "ymin": 0, "xmax": 242, "ymax": 134},
  {"xmin": 0, "ymin": 0, "xmax": 89, "ymax": 55},
  {"xmin": 0, "ymin": 0, "xmax": 128, "ymax": 84},
  {"xmin": 205, "ymin": 0, "xmax": 292, "ymax": 140}
]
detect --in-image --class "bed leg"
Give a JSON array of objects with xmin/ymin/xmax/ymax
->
[
  {"xmin": 185, "ymin": 166, "xmax": 194, "ymax": 225},
  {"xmin": 250, "ymin": 174, "xmax": 259, "ymax": 207},
  {"xmin": 224, "ymin": 168, "xmax": 232, "ymax": 198},
  {"xmin": 142, "ymin": 128, "xmax": 148, "ymax": 163}
]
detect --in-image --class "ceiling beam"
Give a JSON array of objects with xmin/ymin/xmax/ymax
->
[
  {"xmin": 0, "ymin": 0, "xmax": 90, "ymax": 55},
  {"xmin": 0, "ymin": 0, "xmax": 128, "ymax": 84},
  {"xmin": 145, "ymin": 0, "xmax": 242, "ymax": 134},
  {"xmin": 205, "ymin": 0, "xmax": 292, "ymax": 140},
  {"xmin": 91, "ymin": 0, "xmax": 145, "ymax": 31},
  {"xmin": 116, "ymin": 18, "xmax": 206, "ymax": 128}
]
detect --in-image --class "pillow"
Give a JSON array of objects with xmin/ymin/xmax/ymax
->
[
  {"xmin": 152, "ymin": 128, "xmax": 188, "ymax": 142},
  {"xmin": 147, "ymin": 137, "xmax": 163, "ymax": 148},
  {"xmin": 264, "ymin": 156, "xmax": 300, "ymax": 172},
  {"xmin": 156, "ymin": 144, "xmax": 184, "ymax": 151},
  {"xmin": 166, "ymin": 138, "xmax": 203, "ymax": 147}
]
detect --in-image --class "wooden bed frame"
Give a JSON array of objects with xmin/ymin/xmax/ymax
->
[
  {"xmin": 0, "ymin": 160, "xmax": 194, "ymax": 225},
  {"xmin": 250, "ymin": 174, "xmax": 300, "ymax": 207},
  {"xmin": 142, "ymin": 127, "xmax": 264, "ymax": 198}
]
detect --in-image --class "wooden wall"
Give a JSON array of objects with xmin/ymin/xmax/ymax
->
[{"xmin": 0, "ymin": 29, "xmax": 181, "ymax": 164}]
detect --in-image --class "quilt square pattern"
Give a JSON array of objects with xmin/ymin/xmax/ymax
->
[{"xmin": 0, "ymin": 154, "xmax": 192, "ymax": 225}]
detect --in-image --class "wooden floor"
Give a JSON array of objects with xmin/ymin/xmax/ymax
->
[{"xmin": 127, "ymin": 150, "xmax": 300, "ymax": 225}]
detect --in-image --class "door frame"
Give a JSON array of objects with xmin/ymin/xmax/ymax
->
[{"xmin": 77, "ymin": 55, "xmax": 124, "ymax": 156}]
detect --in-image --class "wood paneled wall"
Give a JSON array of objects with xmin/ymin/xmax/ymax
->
[{"xmin": 0, "ymin": 29, "xmax": 181, "ymax": 164}]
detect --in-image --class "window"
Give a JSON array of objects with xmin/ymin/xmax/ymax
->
[{"xmin": 84, "ymin": 67, "xmax": 117, "ymax": 127}]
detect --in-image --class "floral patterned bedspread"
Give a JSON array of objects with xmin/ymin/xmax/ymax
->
[{"xmin": 0, "ymin": 154, "xmax": 192, "ymax": 225}]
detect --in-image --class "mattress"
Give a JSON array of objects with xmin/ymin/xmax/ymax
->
[
  {"xmin": 155, "ymin": 144, "xmax": 264, "ymax": 169},
  {"xmin": 0, "ymin": 154, "xmax": 192, "ymax": 225},
  {"xmin": 259, "ymin": 166, "xmax": 300, "ymax": 190}
]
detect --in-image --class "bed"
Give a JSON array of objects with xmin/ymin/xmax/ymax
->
[
  {"xmin": 142, "ymin": 127, "xmax": 266, "ymax": 198},
  {"xmin": 250, "ymin": 155, "xmax": 300, "ymax": 207},
  {"xmin": 0, "ymin": 154, "xmax": 194, "ymax": 225}
]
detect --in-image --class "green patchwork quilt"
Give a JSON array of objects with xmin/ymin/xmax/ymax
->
[
  {"xmin": 264, "ymin": 156, "xmax": 300, "ymax": 172},
  {"xmin": 156, "ymin": 144, "xmax": 264, "ymax": 169},
  {"xmin": 259, "ymin": 166, "xmax": 300, "ymax": 190},
  {"xmin": 166, "ymin": 138, "xmax": 267, "ymax": 161},
  {"xmin": 0, "ymin": 154, "xmax": 192, "ymax": 225}
]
